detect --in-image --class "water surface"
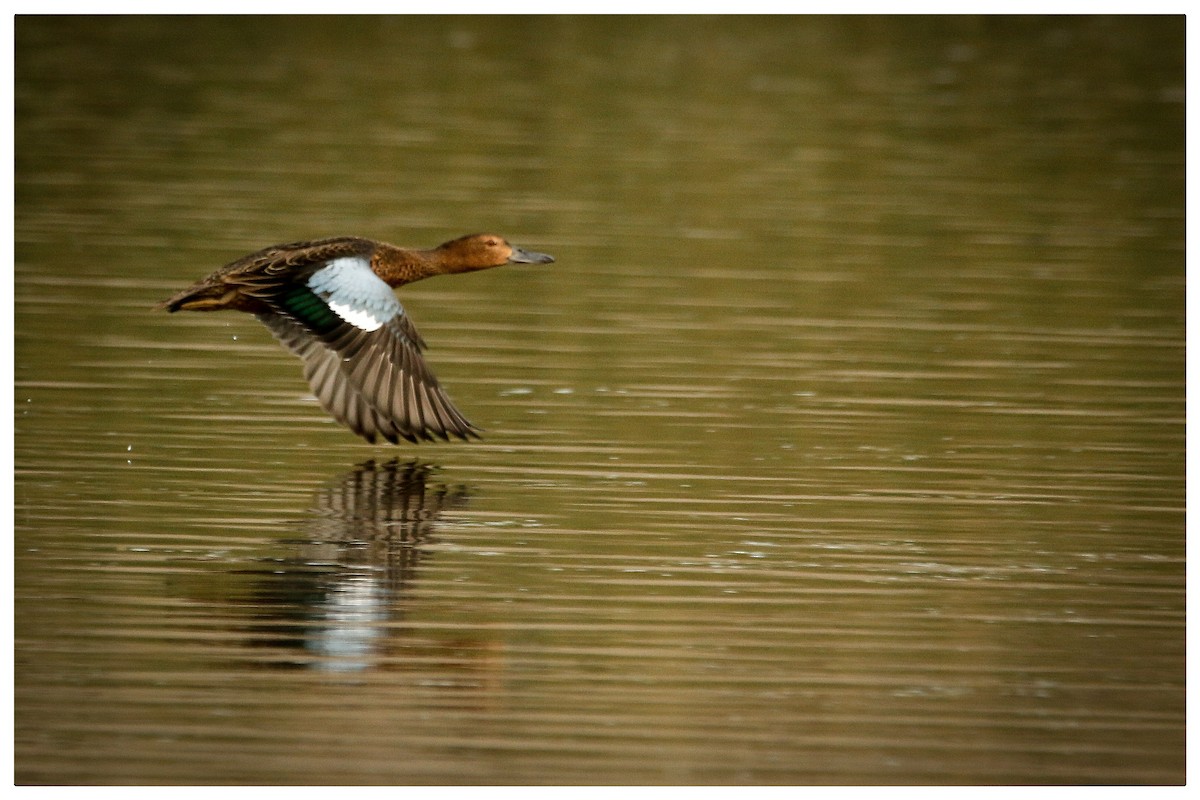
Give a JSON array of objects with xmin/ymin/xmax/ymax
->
[{"xmin": 14, "ymin": 16, "xmax": 1185, "ymax": 785}]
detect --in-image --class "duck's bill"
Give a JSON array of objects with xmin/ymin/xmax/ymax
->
[{"xmin": 508, "ymin": 247, "xmax": 555, "ymax": 264}]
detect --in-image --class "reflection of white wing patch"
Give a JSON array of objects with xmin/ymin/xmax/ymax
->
[{"xmin": 307, "ymin": 256, "xmax": 403, "ymax": 333}]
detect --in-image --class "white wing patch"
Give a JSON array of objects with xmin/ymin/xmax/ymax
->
[{"xmin": 307, "ymin": 256, "xmax": 402, "ymax": 333}]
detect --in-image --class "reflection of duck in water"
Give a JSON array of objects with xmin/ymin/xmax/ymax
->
[
  {"xmin": 299, "ymin": 459, "xmax": 467, "ymax": 591},
  {"xmin": 239, "ymin": 459, "xmax": 486, "ymax": 675},
  {"xmin": 158, "ymin": 234, "xmax": 554, "ymax": 443},
  {"xmin": 299, "ymin": 458, "xmax": 468, "ymax": 579},
  {"xmin": 291, "ymin": 459, "xmax": 471, "ymax": 672}
]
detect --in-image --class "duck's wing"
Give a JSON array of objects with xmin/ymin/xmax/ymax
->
[{"xmin": 255, "ymin": 253, "xmax": 478, "ymax": 444}]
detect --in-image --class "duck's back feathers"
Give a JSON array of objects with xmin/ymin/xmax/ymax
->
[{"xmin": 157, "ymin": 238, "xmax": 379, "ymax": 313}]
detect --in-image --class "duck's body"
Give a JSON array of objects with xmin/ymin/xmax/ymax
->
[{"xmin": 159, "ymin": 234, "xmax": 554, "ymax": 444}]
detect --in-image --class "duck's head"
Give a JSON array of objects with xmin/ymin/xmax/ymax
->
[{"xmin": 436, "ymin": 233, "xmax": 555, "ymax": 273}]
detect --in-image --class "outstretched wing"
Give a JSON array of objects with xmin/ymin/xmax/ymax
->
[{"xmin": 256, "ymin": 254, "xmax": 478, "ymax": 444}]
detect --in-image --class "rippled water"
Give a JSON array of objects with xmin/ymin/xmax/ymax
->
[{"xmin": 14, "ymin": 16, "xmax": 1184, "ymax": 785}]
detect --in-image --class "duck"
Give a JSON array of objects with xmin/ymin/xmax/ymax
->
[{"xmin": 158, "ymin": 233, "xmax": 555, "ymax": 444}]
